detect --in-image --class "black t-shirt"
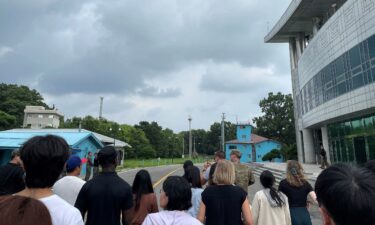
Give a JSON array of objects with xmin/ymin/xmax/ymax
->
[
  {"xmin": 75, "ymin": 172, "xmax": 133, "ymax": 225},
  {"xmin": 93, "ymin": 158, "xmax": 99, "ymax": 167},
  {"xmin": 278, "ymin": 179, "xmax": 313, "ymax": 207},
  {"xmin": 202, "ymin": 185, "xmax": 247, "ymax": 225},
  {"xmin": 0, "ymin": 163, "xmax": 25, "ymax": 196}
]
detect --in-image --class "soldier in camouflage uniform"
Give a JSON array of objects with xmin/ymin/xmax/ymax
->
[{"xmin": 230, "ymin": 150, "xmax": 255, "ymax": 194}]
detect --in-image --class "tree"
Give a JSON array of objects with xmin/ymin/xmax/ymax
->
[
  {"xmin": 135, "ymin": 121, "xmax": 166, "ymax": 157},
  {"xmin": 121, "ymin": 125, "xmax": 155, "ymax": 159},
  {"xmin": 0, "ymin": 83, "xmax": 49, "ymax": 127},
  {"xmin": 262, "ymin": 149, "xmax": 281, "ymax": 162},
  {"xmin": 206, "ymin": 122, "xmax": 236, "ymax": 155},
  {"xmin": 0, "ymin": 110, "xmax": 16, "ymax": 130},
  {"xmin": 280, "ymin": 144, "xmax": 298, "ymax": 160},
  {"xmin": 253, "ymin": 92, "xmax": 295, "ymax": 143}
]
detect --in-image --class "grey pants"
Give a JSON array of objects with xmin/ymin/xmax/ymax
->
[{"xmin": 85, "ymin": 166, "xmax": 92, "ymax": 181}]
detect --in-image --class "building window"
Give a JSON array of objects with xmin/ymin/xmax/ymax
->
[
  {"xmin": 38, "ymin": 115, "xmax": 43, "ymax": 118},
  {"xmin": 27, "ymin": 114, "xmax": 32, "ymax": 118},
  {"xmin": 300, "ymin": 33, "xmax": 375, "ymax": 115},
  {"xmin": 48, "ymin": 115, "xmax": 54, "ymax": 119},
  {"xmin": 229, "ymin": 146, "xmax": 237, "ymax": 150}
]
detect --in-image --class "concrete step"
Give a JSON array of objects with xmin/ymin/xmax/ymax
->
[{"xmin": 252, "ymin": 166, "xmax": 284, "ymax": 186}]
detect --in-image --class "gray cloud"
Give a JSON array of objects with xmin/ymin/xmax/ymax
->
[
  {"xmin": 136, "ymin": 86, "xmax": 182, "ymax": 98},
  {"xmin": 0, "ymin": 0, "xmax": 290, "ymax": 95},
  {"xmin": 0, "ymin": 0, "xmax": 293, "ymax": 131}
]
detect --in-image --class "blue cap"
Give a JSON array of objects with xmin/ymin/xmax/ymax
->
[{"xmin": 66, "ymin": 155, "xmax": 82, "ymax": 171}]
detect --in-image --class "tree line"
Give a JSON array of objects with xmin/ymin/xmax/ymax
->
[{"xmin": 0, "ymin": 83, "xmax": 297, "ymax": 160}]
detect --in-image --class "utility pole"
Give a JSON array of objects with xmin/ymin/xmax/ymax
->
[
  {"xmin": 188, "ymin": 115, "xmax": 192, "ymax": 158},
  {"xmin": 99, "ymin": 97, "xmax": 104, "ymax": 119},
  {"xmin": 182, "ymin": 137, "xmax": 185, "ymax": 158},
  {"xmin": 221, "ymin": 113, "xmax": 225, "ymax": 152},
  {"xmin": 193, "ymin": 136, "xmax": 196, "ymax": 154}
]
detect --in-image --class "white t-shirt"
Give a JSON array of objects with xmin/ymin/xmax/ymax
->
[
  {"xmin": 203, "ymin": 166, "xmax": 211, "ymax": 181},
  {"xmin": 40, "ymin": 194, "xmax": 84, "ymax": 225},
  {"xmin": 187, "ymin": 188, "xmax": 203, "ymax": 218},
  {"xmin": 142, "ymin": 211, "xmax": 202, "ymax": 225},
  {"xmin": 53, "ymin": 176, "xmax": 85, "ymax": 206}
]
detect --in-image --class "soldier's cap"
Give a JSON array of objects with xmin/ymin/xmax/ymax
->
[{"xmin": 230, "ymin": 150, "xmax": 242, "ymax": 159}]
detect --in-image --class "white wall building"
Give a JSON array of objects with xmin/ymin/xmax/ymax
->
[
  {"xmin": 23, "ymin": 106, "xmax": 64, "ymax": 129},
  {"xmin": 266, "ymin": 0, "xmax": 375, "ymax": 164}
]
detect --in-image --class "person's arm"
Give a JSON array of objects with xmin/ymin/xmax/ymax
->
[
  {"xmin": 74, "ymin": 186, "xmax": 88, "ymax": 219},
  {"xmin": 122, "ymin": 186, "xmax": 134, "ymax": 225},
  {"xmin": 251, "ymin": 193, "xmax": 260, "ymax": 225},
  {"xmin": 122, "ymin": 209, "xmax": 131, "ymax": 225},
  {"xmin": 197, "ymin": 202, "xmax": 206, "ymax": 223},
  {"xmin": 151, "ymin": 194, "xmax": 159, "ymax": 213},
  {"xmin": 242, "ymin": 198, "xmax": 254, "ymax": 225},
  {"xmin": 201, "ymin": 166, "xmax": 210, "ymax": 186},
  {"xmin": 307, "ymin": 191, "xmax": 318, "ymax": 205},
  {"xmin": 248, "ymin": 168, "xmax": 255, "ymax": 186}
]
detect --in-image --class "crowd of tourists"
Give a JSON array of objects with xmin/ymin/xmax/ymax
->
[{"xmin": 0, "ymin": 134, "xmax": 375, "ymax": 225}]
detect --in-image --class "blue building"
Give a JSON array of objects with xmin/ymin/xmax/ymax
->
[
  {"xmin": 225, "ymin": 124, "xmax": 282, "ymax": 163},
  {"xmin": 0, "ymin": 130, "xmax": 104, "ymax": 176}
]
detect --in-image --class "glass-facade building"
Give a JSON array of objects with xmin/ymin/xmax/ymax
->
[
  {"xmin": 300, "ymin": 34, "xmax": 375, "ymax": 116},
  {"xmin": 266, "ymin": 0, "xmax": 375, "ymax": 164},
  {"xmin": 328, "ymin": 114, "xmax": 375, "ymax": 164}
]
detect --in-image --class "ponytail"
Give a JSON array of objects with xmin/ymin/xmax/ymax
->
[
  {"xmin": 260, "ymin": 170, "xmax": 285, "ymax": 207},
  {"xmin": 269, "ymin": 186, "xmax": 285, "ymax": 207}
]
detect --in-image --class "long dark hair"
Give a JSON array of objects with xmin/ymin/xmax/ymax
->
[
  {"xmin": 132, "ymin": 170, "xmax": 154, "ymax": 210},
  {"xmin": 260, "ymin": 170, "xmax": 285, "ymax": 207},
  {"xmin": 186, "ymin": 166, "xmax": 202, "ymax": 188},
  {"xmin": 182, "ymin": 160, "xmax": 193, "ymax": 180}
]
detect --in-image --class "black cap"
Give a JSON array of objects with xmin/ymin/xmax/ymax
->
[{"xmin": 98, "ymin": 146, "xmax": 117, "ymax": 166}]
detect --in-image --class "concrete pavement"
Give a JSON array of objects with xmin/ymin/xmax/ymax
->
[{"xmin": 118, "ymin": 163, "xmax": 322, "ymax": 225}]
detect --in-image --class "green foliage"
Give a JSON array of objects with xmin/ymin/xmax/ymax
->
[
  {"xmin": 252, "ymin": 92, "xmax": 295, "ymax": 146},
  {"xmin": 121, "ymin": 125, "xmax": 155, "ymax": 159},
  {"xmin": 0, "ymin": 83, "xmax": 48, "ymax": 127},
  {"xmin": 206, "ymin": 122, "xmax": 236, "ymax": 155},
  {"xmin": 0, "ymin": 110, "xmax": 16, "ymax": 130},
  {"xmin": 62, "ymin": 115, "xmax": 239, "ymax": 159},
  {"xmin": 280, "ymin": 144, "xmax": 298, "ymax": 161},
  {"xmin": 262, "ymin": 149, "xmax": 281, "ymax": 162}
]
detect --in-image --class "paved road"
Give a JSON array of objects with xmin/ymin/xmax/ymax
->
[
  {"xmin": 247, "ymin": 176, "xmax": 321, "ymax": 225},
  {"xmin": 118, "ymin": 164, "xmax": 322, "ymax": 225}
]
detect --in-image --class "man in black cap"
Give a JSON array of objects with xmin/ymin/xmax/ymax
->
[
  {"xmin": 0, "ymin": 150, "xmax": 25, "ymax": 195},
  {"xmin": 75, "ymin": 146, "xmax": 133, "ymax": 225}
]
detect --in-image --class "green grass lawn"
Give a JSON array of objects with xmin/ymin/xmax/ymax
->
[{"xmin": 118, "ymin": 156, "xmax": 210, "ymax": 170}]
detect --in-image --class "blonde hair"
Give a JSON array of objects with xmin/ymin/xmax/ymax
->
[
  {"xmin": 213, "ymin": 160, "xmax": 235, "ymax": 185},
  {"xmin": 286, "ymin": 160, "xmax": 307, "ymax": 187}
]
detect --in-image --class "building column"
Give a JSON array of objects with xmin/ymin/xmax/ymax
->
[
  {"xmin": 295, "ymin": 32, "xmax": 305, "ymax": 60},
  {"xmin": 289, "ymin": 38, "xmax": 297, "ymax": 70},
  {"xmin": 296, "ymin": 129, "xmax": 304, "ymax": 162},
  {"xmin": 302, "ymin": 129, "xmax": 315, "ymax": 163},
  {"xmin": 312, "ymin": 17, "xmax": 321, "ymax": 36},
  {"xmin": 321, "ymin": 126, "xmax": 331, "ymax": 163}
]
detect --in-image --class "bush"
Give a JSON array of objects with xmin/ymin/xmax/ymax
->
[
  {"xmin": 280, "ymin": 144, "xmax": 297, "ymax": 161},
  {"xmin": 262, "ymin": 149, "xmax": 281, "ymax": 162}
]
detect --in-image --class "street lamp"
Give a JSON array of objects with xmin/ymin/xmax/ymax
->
[{"xmin": 109, "ymin": 127, "xmax": 122, "ymax": 147}]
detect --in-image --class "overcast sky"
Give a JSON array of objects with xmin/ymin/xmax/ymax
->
[{"xmin": 0, "ymin": 0, "xmax": 292, "ymax": 132}]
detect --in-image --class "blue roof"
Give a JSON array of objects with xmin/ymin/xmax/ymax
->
[{"xmin": 0, "ymin": 131, "xmax": 103, "ymax": 149}]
